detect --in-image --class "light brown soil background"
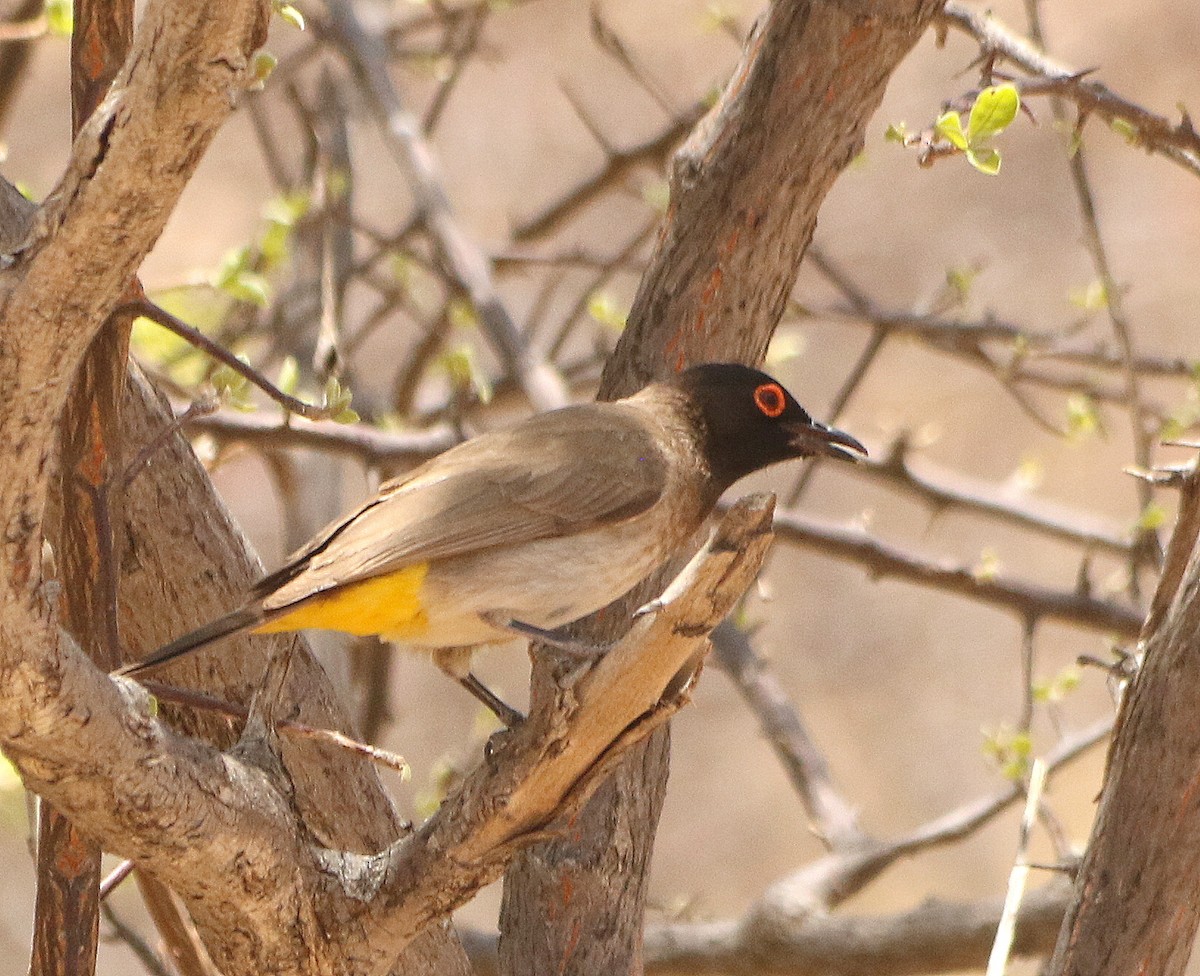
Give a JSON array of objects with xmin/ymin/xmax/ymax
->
[{"xmin": 1, "ymin": 0, "xmax": 1198, "ymax": 971}]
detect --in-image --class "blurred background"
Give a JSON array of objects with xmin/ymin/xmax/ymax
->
[{"xmin": 2, "ymin": 0, "xmax": 1198, "ymax": 971}]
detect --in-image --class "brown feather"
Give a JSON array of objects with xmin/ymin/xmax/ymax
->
[{"xmin": 258, "ymin": 402, "xmax": 671, "ymax": 613}]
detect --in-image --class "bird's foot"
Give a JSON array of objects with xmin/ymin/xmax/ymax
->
[
  {"xmin": 432, "ymin": 646, "xmax": 525, "ymax": 726},
  {"xmin": 481, "ymin": 613, "xmax": 612, "ymax": 661},
  {"xmin": 460, "ymin": 672, "xmax": 525, "ymax": 728}
]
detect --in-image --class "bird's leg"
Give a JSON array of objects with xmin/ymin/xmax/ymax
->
[
  {"xmin": 480, "ymin": 613, "xmax": 614, "ymax": 660},
  {"xmin": 432, "ymin": 646, "xmax": 524, "ymax": 727}
]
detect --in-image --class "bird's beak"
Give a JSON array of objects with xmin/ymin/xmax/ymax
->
[{"xmin": 786, "ymin": 419, "xmax": 868, "ymax": 462}]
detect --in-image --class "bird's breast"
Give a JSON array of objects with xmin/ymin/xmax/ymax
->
[{"xmin": 402, "ymin": 501, "xmax": 702, "ymax": 647}]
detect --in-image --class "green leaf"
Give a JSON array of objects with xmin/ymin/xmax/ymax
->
[
  {"xmin": 44, "ymin": 0, "xmax": 72, "ymax": 35},
  {"xmin": 438, "ymin": 346, "xmax": 492, "ymax": 404},
  {"xmin": 259, "ymin": 193, "xmax": 309, "ymax": 269},
  {"xmin": 981, "ymin": 725, "xmax": 1033, "ymax": 781},
  {"xmin": 248, "ymin": 51, "xmax": 277, "ymax": 91},
  {"xmin": 1066, "ymin": 392, "xmax": 1103, "ymax": 441},
  {"xmin": 130, "ymin": 314, "xmax": 209, "ymax": 387},
  {"xmin": 945, "ymin": 265, "xmax": 978, "ymax": 303},
  {"xmin": 587, "ymin": 291, "xmax": 628, "ymax": 331},
  {"xmin": 1109, "ymin": 117, "xmax": 1139, "ymax": 145},
  {"xmin": 1033, "ymin": 665, "xmax": 1082, "ymax": 703},
  {"xmin": 641, "ymin": 178, "xmax": 670, "ymax": 214},
  {"xmin": 447, "ymin": 297, "xmax": 479, "ymax": 332},
  {"xmin": 323, "ymin": 376, "xmax": 354, "ymax": 415},
  {"xmin": 213, "ymin": 247, "xmax": 271, "ymax": 306},
  {"xmin": 765, "ymin": 331, "xmax": 807, "ymax": 368},
  {"xmin": 262, "ymin": 190, "xmax": 311, "ymax": 228},
  {"xmin": 1010, "ymin": 455, "xmax": 1044, "ymax": 493},
  {"xmin": 275, "ymin": 2, "xmax": 305, "ymax": 30},
  {"xmin": 211, "ymin": 360, "xmax": 255, "ymax": 412},
  {"xmin": 884, "ymin": 122, "xmax": 908, "ymax": 144},
  {"xmin": 1136, "ymin": 501, "xmax": 1168, "ymax": 532},
  {"xmin": 967, "ymin": 84, "xmax": 1020, "ymax": 141},
  {"xmin": 276, "ymin": 356, "xmax": 300, "ymax": 397},
  {"xmin": 224, "ymin": 272, "xmax": 270, "ymax": 306},
  {"xmin": 322, "ymin": 374, "xmax": 360, "ymax": 421},
  {"xmin": 966, "ymin": 146, "xmax": 1001, "ymax": 175},
  {"xmin": 972, "ymin": 547, "xmax": 1001, "ymax": 581},
  {"xmin": 935, "ymin": 111, "xmax": 969, "ymax": 150},
  {"xmin": 1068, "ymin": 279, "xmax": 1109, "ymax": 310},
  {"xmin": 698, "ymin": 2, "xmax": 739, "ymax": 34},
  {"xmin": 0, "ymin": 753, "xmax": 21, "ymax": 792}
]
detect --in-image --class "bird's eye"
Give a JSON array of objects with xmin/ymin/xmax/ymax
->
[{"xmin": 753, "ymin": 382, "xmax": 786, "ymax": 418}]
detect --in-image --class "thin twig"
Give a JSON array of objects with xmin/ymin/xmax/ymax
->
[
  {"xmin": 100, "ymin": 902, "xmax": 173, "ymax": 976},
  {"xmin": 181, "ymin": 405, "xmax": 457, "ymax": 467},
  {"xmin": 322, "ymin": 0, "xmax": 570, "ymax": 413},
  {"xmin": 937, "ymin": 1, "xmax": 1200, "ymax": 178},
  {"xmin": 1023, "ymin": 0, "xmax": 1159, "ymax": 587},
  {"xmin": 139, "ymin": 680, "xmax": 411, "ymax": 777},
  {"xmin": 98, "ymin": 859, "xmax": 136, "ymax": 900},
  {"xmin": 986, "ymin": 758, "xmax": 1047, "ymax": 976},
  {"xmin": 711, "ymin": 619, "xmax": 868, "ymax": 850},
  {"xmin": 770, "ymin": 508, "xmax": 1144, "ymax": 638},
  {"xmin": 511, "ymin": 104, "xmax": 706, "ymax": 242},
  {"xmin": 128, "ymin": 299, "xmax": 344, "ymax": 421}
]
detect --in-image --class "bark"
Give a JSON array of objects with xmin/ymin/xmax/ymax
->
[
  {"xmin": 1047, "ymin": 473, "xmax": 1200, "ymax": 974},
  {"xmin": 0, "ymin": 0, "xmax": 961, "ymax": 972},
  {"xmin": 471, "ymin": 879, "xmax": 1073, "ymax": 976},
  {"xmin": 500, "ymin": 2, "xmax": 945, "ymax": 973},
  {"xmin": 30, "ymin": 0, "xmax": 136, "ymax": 970},
  {"xmin": 0, "ymin": 0, "xmax": 455, "ymax": 970}
]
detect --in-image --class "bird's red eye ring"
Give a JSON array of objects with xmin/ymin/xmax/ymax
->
[{"xmin": 754, "ymin": 382, "xmax": 786, "ymax": 418}]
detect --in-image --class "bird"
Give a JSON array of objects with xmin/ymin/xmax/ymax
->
[{"xmin": 115, "ymin": 362, "xmax": 866, "ymax": 723}]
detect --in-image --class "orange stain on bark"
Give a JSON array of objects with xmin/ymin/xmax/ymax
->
[
  {"xmin": 842, "ymin": 21, "xmax": 875, "ymax": 50},
  {"xmin": 557, "ymin": 920, "xmax": 582, "ymax": 975},
  {"xmin": 11, "ymin": 555, "xmax": 30, "ymax": 590},
  {"xmin": 559, "ymin": 872, "xmax": 574, "ymax": 908},
  {"xmin": 790, "ymin": 67, "xmax": 812, "ymax": 92},
  {"xmin": 664, "ymin": 330, "xmax": 687, "ymax": 373},
  {"xmin": 81, "ymin": 20, "xmax": 108, "ymax": 80},
  {"xmin": 81, "ymin": 402, "xmax": 107, "ymax": 486},
  {"xmin": 55, "ymin": 829, "xmax": 92, "ymax": 873},
  {"xmin": 724, "ymin": 29, "xmax": 765, "ymax": 103},
  {"xmin": 700, "ymin": 266, "xmax": 723, "ymax": 307},
  {"xmin": 1177, "ymin": 766, "xmax": 1200, "ymax": 822}
]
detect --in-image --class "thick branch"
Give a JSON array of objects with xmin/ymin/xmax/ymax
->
[
  {"xmin": 1, "ymin": 484, "xmax": 773, "ymax": 974},
  {"xmin": 1048, "ymin": 465, "xmax": 1200, "ymax": 975},
  {"xmin": 462, "ymin": 881, "xmax": 1072, "ymax": 976},
  {"xmin": 502, "ymin": 3, "xmax": 947, "ymax": 973}
]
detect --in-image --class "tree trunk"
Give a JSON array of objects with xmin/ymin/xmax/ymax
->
[
  {"xmin": 1048, "ymin": 476, "xmax": 1200, "ymax": 974},
  {"xmin": 498, "ymin": 2, "xmax": 945, "ymax": 972}
]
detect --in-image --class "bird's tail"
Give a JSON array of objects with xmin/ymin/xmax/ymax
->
[{"xmin": 113, "ymin": 607, "xmax": 263, "ymax": 677}]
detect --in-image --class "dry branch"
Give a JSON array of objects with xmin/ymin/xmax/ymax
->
[
  {"xmin": 461, "ymin": 881, "xmax": 1073, "ymax": 976},
  {"xmin": 1048, "ymin": 461, "xmax": 1200, "ymax": 975},
  {"xmin": 3, "ymin": 371, "xmax": 775, "ymax": 976},
  {"xmin": 321, "ymin": 0, "xmax": 569, "ymax": 413},
  {"xmin": 504, "ymin": 3, "xmax": 948, "ymax": 969},
  {"xmin": 937, "ymin": 2, "xmax": 1200, "ymax": 178},
  {"xmin": 771, "ymin": 508, "xmax": 1144, "ymax": 637}
]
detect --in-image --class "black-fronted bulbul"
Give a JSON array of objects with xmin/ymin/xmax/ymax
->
[{"xmin": 116, "ymin": 362, "xmax": 866, "ymax": 720}]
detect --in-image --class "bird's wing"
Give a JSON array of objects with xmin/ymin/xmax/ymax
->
[{"xmin": 256, "ymin": 404, "xmax": 669, "ymax": 609}]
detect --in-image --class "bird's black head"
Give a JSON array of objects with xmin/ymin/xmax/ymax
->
[{"xmin": 673, "ymin": 363, "xmax": 867, "ymax": 495}]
